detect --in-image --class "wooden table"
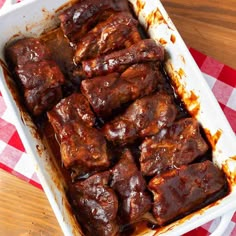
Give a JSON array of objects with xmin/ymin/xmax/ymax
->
[
  {"xmin": 0, "ymin": 1, "xmax": 235, "ymax": 235},
  {"xmin": 162, "ymin": 0, "xmax": 236, "ymax": 69}
]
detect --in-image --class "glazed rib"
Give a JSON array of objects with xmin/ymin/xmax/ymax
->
[
  {"xmin": 59, "ymin": 0, "xmax": 129, "ymax": 42},
  {"xmin": 140, "ymin": 118, "xmax": 209, "ymax": 176},
  {"xmin": 5, "ymin": 38, "xmax": 65, "ymax": 116},
  {"xmin": 47, "ymin": 93, "xmax": 109, "ymax": 175},
  {"xmin": 74, "ymin": 12, "xmax": 141, "ymax": 62},
  {"xmin": 102, "ymin": 91, "xmax": 177, "ymax": 145},
  {"xmin": 16, "ymin": 60, "xmax": 65, "ymax": 116},
  {"xmin": 47, "ymin": 93, "xmax": 95, "ymax": 137},
  {"xmin": 82, "ymin": 39, "xmax": 165, "ymax": 77},
  {"xmin": 5, "ymin": 37, "xmax": 51, "ymax": 67},
  {"xmin": 148, "ymin": 161, "xmax": 227, "ymax": 225},
  {"xmin": 81, "ymin": 63, "xmax": 162, "ymax": 118},
  {"xmin": 110, "ymin": 149, "xmax": 152, "ymax": 223},
  {"xmin": 70, "ymin": 171, "xmax": 119, "ymax": 236}
]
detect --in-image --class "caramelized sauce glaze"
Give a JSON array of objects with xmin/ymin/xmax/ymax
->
[
  {"xmin": 1, "ymin": 2, "xmax": 230, "ymax": 235},
  {"xmin": 26, "ymin": 28, "xmax": 227, "ymax": 235}
]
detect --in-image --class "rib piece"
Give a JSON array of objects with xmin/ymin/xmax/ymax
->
[
  {"xmin": 15, "ymin": 60, "xmax": 65, "ymax": 116},
  {"xmin": 5, "ymin": 37, "xmax": 65, "ymax": 116},
  {"xmin": 81, "ymin": 63, "xmax": 162, "ymax": 118},
  {"xmin": 110, "ymin": 149, "xmax": 152, "ymax": 223},
  {"xmin": 59, "ymin": 121, "xmax": 109, "ymax": 172},
  {"xmin": 102, "ymin": 92, "xmax": 177, "ymax": 145},
  {"xmin": 5, "ymin": 37, "xmax": 51, "ymax": 67},
  {"xmin": 74, "ymin": 12, "xmax": 141, "ymax": 63},
  {"xmin": 47, "ymin": 93, "xmax": 95, "ymax": 137},
  {"xmin": 70, "ymin": 171, "xmax": 119, "ymax": 236},
  {"xmin": 82, "ymin": 39, "xmax": 165, "ymax": 77},
  {"xmin": 148, "ymin": 161, "xmax": 227, "ymax": 225},
  {"xmin": 140, "ymin": 118, "xmax": 209, "ymax": 176},
  {"xmin": 47, "ymin": 93, "xmax": 109, "ymax": 174},
  {"xmin": 59, "ymin": 0, "xmax": 129, "ymax": 42}
]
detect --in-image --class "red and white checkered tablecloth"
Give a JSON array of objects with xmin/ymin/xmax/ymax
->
[{"xmin": 0, "ymin": 1, "xmax": 236, "ymax": 235}]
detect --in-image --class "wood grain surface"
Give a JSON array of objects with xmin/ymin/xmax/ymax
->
[
  {"xmin": 0, "ymin": 1, "xmax": 235, "ymax": 236},
  {"xmin": 162, "ymin": 0, "xmax": 236, "ymax": 69},
  {"xmin": 0, "ymin": 169, "xmax": 63, "ymax": 236}
]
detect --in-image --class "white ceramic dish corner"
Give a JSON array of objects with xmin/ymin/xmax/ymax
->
[{"xmin": 0, "ymin": 0, "xmax": 236, "ymax": 235}]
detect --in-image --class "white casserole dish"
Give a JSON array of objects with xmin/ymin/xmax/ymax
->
[{"xmin": 0, "ymin": 0, "xmax": 236, "ymax": 235}]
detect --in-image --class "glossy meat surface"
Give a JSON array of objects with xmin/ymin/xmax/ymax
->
[
  {"xmin": 4, "ymin": 1, "xmax": 228, "ymax": 233},
  {"xmin": 47, "ymin": 93, "xmax": 109, "ymax": 174},
  {"xmin": 74, "ymin": 12, "xmax": 140, "ymax": 62},
  {"xmin": 70, "ymin": 171, "xmax": 119, "ymax": 236},
  {"xmin": 60, "ymin": 121, "xmax": 109, "ymax": 172},
  {"xmin": 148, "ymin": 161, "xmax": 227, "ymax": 225},
  {"xmin": 110, "ymin": 149, "xmax": 152, "ymax": 223},
  {"xmin": 81, "ymin": 63, "xmax": 162, "ymax": 118},
  {"xmin": 59, "ymin": 0, "xmax": 129, "ymax": 42},
  {"xmin": 5, "ymin": 37, "xmax": 51, "ymax": 67},
  {"xmin": 15, "ymin": 60, "xmax": 65, "ymax": 116},
  {"xmin": 5, "ymin": 37, "xmax": 65, "ymax": 116},
  {"xmin": 140, "ymin": 118, "xmax": 209, "ymax": 176},
  {"xmin": 47, "ymin": 93, "xmax": 95, "ymax": 137},
  {"xmin": 82, "ymin": 39, "xmax": 165, "ymax": 77},
  {"xmin": 102, "ymin": 92, "xmax": 178, "ymax": 145}
]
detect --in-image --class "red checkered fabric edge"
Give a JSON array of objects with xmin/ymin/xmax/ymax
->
[{"xmin": 189, "ymin": 48, "xmax": 236, "ymax": 133}]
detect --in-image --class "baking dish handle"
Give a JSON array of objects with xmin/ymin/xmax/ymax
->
[{"xmin": 210, "ymin": 210, "xmax": 235, "ymax": 236}]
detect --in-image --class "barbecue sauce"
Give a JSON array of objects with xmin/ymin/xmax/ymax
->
[
  {"xmin": 3, "ymin": 3, "xmax": 230, "ymax": 235},
  {"xmin": 23, "ymin": 26, "xmax": 228, "ymax": 236}
]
